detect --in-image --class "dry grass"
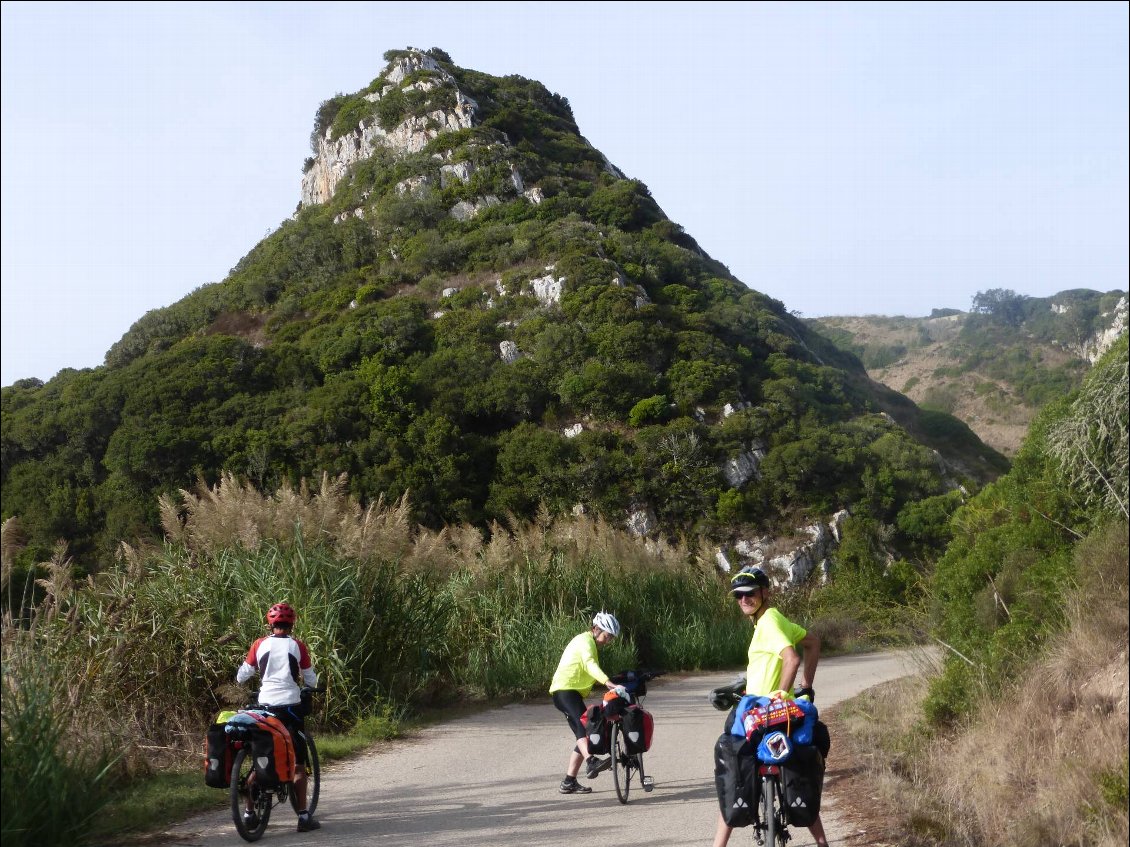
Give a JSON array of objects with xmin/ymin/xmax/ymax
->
[
  {"xmin": 3, "ymin": 471, "xmax": 731, "ymax": 771},
  {"xmin": 840, "ymin": 522, "xmax": 1129, "ymax": 847},
  {"xmin": 161, "ymin": 471, "xmax": 417, "ymax": 561},
  {"xmin": 161, "ymin": 471, "xmax": 700, "ymax": 576}
]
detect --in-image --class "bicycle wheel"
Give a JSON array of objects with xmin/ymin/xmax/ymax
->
[
  {"xmin": 231, "ymin": 747, "xmax": 271, "ymax": 842},
  {"xmin": 761, "ymin": 774, "xmax": 786, "ymax": 847},
  {"xmin": 611, "ymin": 723, "xmax": 632, "ymax": 804},
  {"xmin": 304, "ymin": 733, "xmax": 320, "ymax": 817}
]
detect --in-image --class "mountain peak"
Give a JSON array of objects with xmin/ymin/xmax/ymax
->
[
  {"xmin": 5, "ymin": 47, "xmax": 1007, "ymax": 571},
  {"xmin": 301, "ymin": 48, "xmax": 478, "ymax": 207}
]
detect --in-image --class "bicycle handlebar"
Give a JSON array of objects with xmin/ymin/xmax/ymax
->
[{"xmin": 709, "ymin": 676, "xmax": 747, "ymax": 711}]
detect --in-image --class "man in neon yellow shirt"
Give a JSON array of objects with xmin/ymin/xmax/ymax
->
[
  {"xmin": 713, "ymin": 566, "xmax": 828, "ymax": 847},
  {"xmin": 549, "ymin": 611, "xmax": 627, "ymax": 794}
]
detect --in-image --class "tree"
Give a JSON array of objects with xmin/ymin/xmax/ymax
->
[{"xmin": 971, "ymin": 288, "xmax": 1029, "ymax": 327}]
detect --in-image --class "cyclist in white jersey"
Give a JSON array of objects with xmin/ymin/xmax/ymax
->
[{"xmin": 236, "ymin": 602, "xmax": 321, "ymax": 833}]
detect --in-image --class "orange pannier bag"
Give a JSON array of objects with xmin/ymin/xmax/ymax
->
[{"xmin": 245, "ymin": 711, "xmax": 296, "ymax": 786}]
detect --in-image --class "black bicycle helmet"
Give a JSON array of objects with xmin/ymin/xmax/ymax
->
[{"xmin": 730, "ymin": 565, "xmax": 770, "ymax": 594}]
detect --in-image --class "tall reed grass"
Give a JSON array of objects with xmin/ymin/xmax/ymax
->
[
  {"xmin": 1, "ymin": 472, "xmax": 752, "ymax": 842},
  {"xmin": 1, "ymin": 646, "xmax": 117, "ymax": 847}
]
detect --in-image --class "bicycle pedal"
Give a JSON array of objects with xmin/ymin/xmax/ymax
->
[{"xmin": 642, "ymin": 776, "xmax": 654, "ymax": 792}]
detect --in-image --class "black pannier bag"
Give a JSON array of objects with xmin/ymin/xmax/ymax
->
[
  {"xmin": 581, "ymin": 703, "xmax": 611, "ymax": 754},
  {"xmin": 714, "ymin": 733, "xmax": 760, "ymax": 828},
  {"xmin": 203, "ymin": 723, "xmax": 233, "ymax": 788},
  {"xmin": 781, "ymin": 744, "xmax": 825, "ymax": 827},
  {"xmin": 621, "ymin": 704, "xmax": 653, "ymax": 754},
  {"xmin": 813, "ymin": 720, "xmax": 831, "ymax": 758}
]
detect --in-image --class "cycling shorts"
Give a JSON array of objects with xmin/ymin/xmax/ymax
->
[{"xmin": 552, "ymin": 690, "xmax": 587, "ymax": 742}]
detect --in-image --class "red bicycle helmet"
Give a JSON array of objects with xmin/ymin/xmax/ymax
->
[{"xmin": 266, "ymin": 602, "xmax": 297, "ymax": 626}]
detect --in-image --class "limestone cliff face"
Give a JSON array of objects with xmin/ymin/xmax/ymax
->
[
  {"xmin": 300, "ymin": 51, "xmax": 478, "ymax": 208},
  {"xmin": 1070, "ymin": 294, "xmax": 1128, "ymax": 363}
]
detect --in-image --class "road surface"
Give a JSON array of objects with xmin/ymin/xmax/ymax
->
[{"xmin": 164, "ymin": 650, "xmax": 927, "ymax": 846}]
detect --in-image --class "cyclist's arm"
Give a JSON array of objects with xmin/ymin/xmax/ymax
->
[
  {"xmin": 779, "ymin": 645, "xmax": 801, "ymax": 693},
  {"xmin": 798, "ymin": 631, "xmax": 820, "ymax": 689},
  {"xmin": 237, "ymin": 638, "xmax": 263, "ymax": 684},
  {"xmin": 579, "ymin": 642, "xmax": 610, "ymax": 688},
  {"xmin": 295, "ymin": 639, "xmax": 318, "ymax": 688}
]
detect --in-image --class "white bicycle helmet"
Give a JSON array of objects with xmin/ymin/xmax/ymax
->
[{"xmin": 592, "ymin": 611, "xmax": 621, "ymax": 637}]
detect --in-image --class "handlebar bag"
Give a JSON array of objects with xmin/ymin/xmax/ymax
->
[
  {"xmin": 732, "ymin": 695, "xmax": 818, "ymax": 743},
  {"xmin": 714, "ymin": 733, "xmax": 760, "ymax": 828},
  {"xmin": 610, "ymin": 670, "xmax": 650, "ymax": 698},
  {"xmin": 580, "ymin": 703, "xmax": 611, "ymax": 755},
  {"xmin": 621, "ymin": 705, "xmax": 654, "ymax": 754}
]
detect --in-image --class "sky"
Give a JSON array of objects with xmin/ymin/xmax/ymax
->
[{"xmin": 2, "ymin": 2, "xmax": 1127, "ymax": 387}]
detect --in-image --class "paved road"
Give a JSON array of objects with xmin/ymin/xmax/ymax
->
[{"xmin": 165, "ymin": 651, "xmax": 928, "ymax": 847}]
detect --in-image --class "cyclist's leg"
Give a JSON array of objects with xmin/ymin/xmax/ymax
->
[
  {"xmin": 551, "ymin": 690, "xmax": 588, "ymax": 779},
  {"xmin": 270, "ymin": 706, "xmax": 310, "ymax": 814},
  {"xmin": 808, "ymin": 813, "xmax": 829, "ymax": 847},
  {"xmin": 711, "ymin": 810, "xmax": 733, "ymax": 847}
]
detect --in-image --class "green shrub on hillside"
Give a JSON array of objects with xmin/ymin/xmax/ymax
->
[{"xmin": 927, "ymin": 338, "xmax": 1128, "ymax": 726}]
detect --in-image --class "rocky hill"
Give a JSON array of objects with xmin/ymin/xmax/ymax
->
[
  {"xmin": 811, "ymin": 289, "xmax": 1127, "ymax": 455},
  {"xmin": 1, "ymin": 48, "xmax": 1006, "ymax": 578}
]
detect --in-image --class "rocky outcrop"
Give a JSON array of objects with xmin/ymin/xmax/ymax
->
[
  {"xmin": 716, "ymin": 509, "xmax": 852, "ymax": 587},
  {"xmin": 721, "ymin": 443, "xmax": 767, "ymax": 488},
  {"xmin": 626, "ymin": 505, "xmax": 658, "ymax": 537},
  {"xmin": 450, "ymin": 196, "xmax": 501, "ymax": 221},
  {"xmin": 529, "ymin": 266, "xmax": 566, "ymax": 307},
  {"xmin": 1073, "ymin": 295, "xmax": 1128, "ymax": 363},
  {"xmin": 300, "ymin": 49, "xmax": 596, "ymax": 218},
  {"xmin": 301, "ymin": 51, "xmax": 478, "ymax": 208}
]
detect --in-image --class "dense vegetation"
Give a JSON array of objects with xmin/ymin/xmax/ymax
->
[
  {"xmin": 925, "ymin": 334, "xmax": 1128, "ymax": 725},
  {"xmin": 840, "ymin": 337, "xmax": 1128, "ymax": 846},
  {"xmin": 1, "ymin": 48, "xmax": 1003, "ymax": 593}
]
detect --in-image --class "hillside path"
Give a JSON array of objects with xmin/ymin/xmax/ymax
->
[{"xmin": 164, "ymin": 651, "xmax": 925, "ymax": 847}]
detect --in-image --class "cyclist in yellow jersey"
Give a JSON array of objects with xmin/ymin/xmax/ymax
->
[
  {"xmin": 713, "ymin": 566, "xmax": 829, "ymax": 847},
  {"xmin": 549, "ymin": 612, "xmax": 627, "ymax": 794}
]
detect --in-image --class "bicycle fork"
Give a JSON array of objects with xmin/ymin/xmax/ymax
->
[{"xmin": 753, "ymin": 765, "xmax": 789, "ymax": 846}]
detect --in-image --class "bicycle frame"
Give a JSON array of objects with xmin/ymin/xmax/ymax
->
[{"xmin": 604, "ymin": 670, "xmax": 662, "ymax": 803}]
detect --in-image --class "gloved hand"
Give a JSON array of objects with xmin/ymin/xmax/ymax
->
[
  {"xmin": 795, "ymin": 686, "xmax": 815, "ymax": 703},
  {"xmin": 613, "ymin": 685, "xmax": 629, "ymax": 699}
]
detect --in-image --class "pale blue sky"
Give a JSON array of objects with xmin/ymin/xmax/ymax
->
[{"xmin": 2, "ymin": 1, "xmax": 1127, "ymax": 386}]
